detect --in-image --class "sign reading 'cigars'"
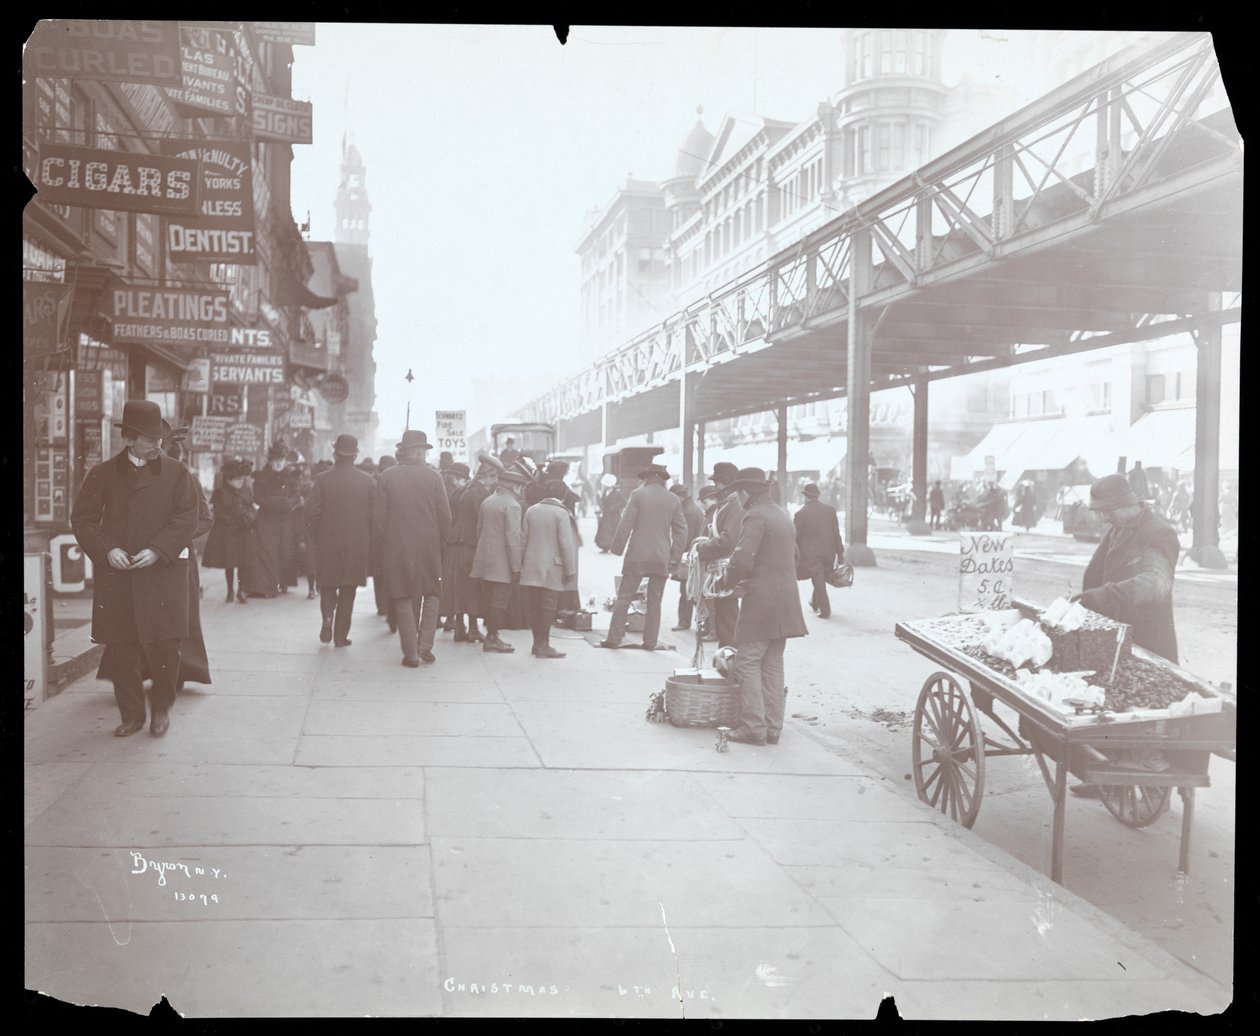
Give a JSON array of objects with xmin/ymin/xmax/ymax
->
[
  {"xmin": 24, "ymin": 20, "xmax": 183, "ymax": 84},
  {"xmin": 110, "ymin": 286, "xmax": 231, "ymax": 345},
  {"xmin": 33, "ymin": 144, "xmax": 201, "ymax": 216},
  {"xmin": 161, "ymin": 139, "xmax": 256, "ymax": 264}
]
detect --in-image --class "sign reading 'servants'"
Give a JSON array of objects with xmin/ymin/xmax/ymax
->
[
  {"xmin": 161, "ymin": 139, "xmax": 256, "ymax": 264},
  {"xmin": 24, "ymin": 20, "xmax": 183, "ymax": 85},
  {"xmin": 33, "ymin": 144, "xmax": 201, "ymax": 216},
  {"xmin": 209, "ymin": 351, "xmax": 285, "ymax": 385}
]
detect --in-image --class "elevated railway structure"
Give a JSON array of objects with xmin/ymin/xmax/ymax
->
[{"xmin": 517, "ymin": 33, "xmax": 1241, "ymax": 565}]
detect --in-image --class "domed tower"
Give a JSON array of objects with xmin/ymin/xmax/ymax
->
[
  {"xmin": 832, "ymin": 29, "xmax": 947, "ymax": 204},
  {"xmin": 334, "ymin": 135, "xmax": 372, "ymax": 248},
  {"xmin": 661, "ymin": 107, "xmax": 714, "ymax": 232}
]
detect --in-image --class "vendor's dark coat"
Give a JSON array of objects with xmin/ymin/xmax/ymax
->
[
  {"xmin": 695, "ymin": 493, "xmax": 743, "ymax": 562},
  {"xmin": 727, "ymin": 495, "xmax": 808, "ymax": 644},
  {"xmin": 373, "ymin": 458, "xmax": 451, "ymax": 598},
  {"xmin": 307, "ymin": 459, "xmax": 377, "ymax": 588},
  {"xmin": 610, "ymin": 481, "xmax": 687, "ymax": 577},
  {"xmin": 71, "ymin": 450, "xmax": 201, "ymax": 644},
  {"xmin": 794, "ymin": 498, "xmax": 844, "ymax": 577},
  {"xmin": 1080, "ymin": 504, "xmax": 1180, "ymax": 662}
]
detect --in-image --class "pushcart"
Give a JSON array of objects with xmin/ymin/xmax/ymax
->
[{"xmin": 894, "ymin": 599, "xmax": 1236, "ymax": 883}]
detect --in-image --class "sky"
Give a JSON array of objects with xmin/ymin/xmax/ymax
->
[{"xmin": 286, "ymin": 26, "xmax": 1219, "ymax": 451}]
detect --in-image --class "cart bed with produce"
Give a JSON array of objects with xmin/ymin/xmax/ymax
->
[{"xmin": 894, "ymin": 598, "xmax": 1235, "ymax": 883}]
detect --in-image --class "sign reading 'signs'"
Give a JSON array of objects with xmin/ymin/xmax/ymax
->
[{"xmin": 162, "ymin": 139, "xmax": 256, "ymax": 263}]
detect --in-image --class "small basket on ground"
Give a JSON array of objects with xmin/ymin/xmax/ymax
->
[{"xmin": 663, "ymin": 671, "xmax": 741, "ymax": 728}]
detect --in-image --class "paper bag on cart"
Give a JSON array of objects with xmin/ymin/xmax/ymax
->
[{"xmin": 1168, "ymin": 691, "xmax": 1223, "ymax": 718}]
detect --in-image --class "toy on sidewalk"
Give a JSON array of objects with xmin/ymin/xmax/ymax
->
[{"xmin": 715, "ymin": 726, "xmax": 731, "ymax": 752}]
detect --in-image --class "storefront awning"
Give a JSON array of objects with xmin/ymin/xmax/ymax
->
[
  {"xmin": 274, "ymin": 265, "xmax": 338, "ymax": 309},
  {"xmin": 704, "ymin": 436, "xmax": 846, "ymax": 475},
  {"xmin": 1125, "ymin": 407, "xmax": 1199, "ymax": 471}
]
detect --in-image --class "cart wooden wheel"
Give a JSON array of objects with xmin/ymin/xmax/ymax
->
[
  {"xmin": 912, "ymin": 672, "xmax": 985, "ymax": 829},
  {"xmin": 1098, "ymin": 784, "xmax": 1171, "ymax": 828}
]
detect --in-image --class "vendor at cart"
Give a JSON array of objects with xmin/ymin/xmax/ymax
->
[{"xmin": 1070, "ymin": 473, "xmax": 1182, "ymax": 798}]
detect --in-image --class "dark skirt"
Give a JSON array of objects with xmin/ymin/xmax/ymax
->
[
  {"xmin": 240, "ymin": 514, "xmax": 288, "ymax": 596},
  {"xmin": 202, "ymin": 521, "xmax": 252, "ymax": 569},
  {"xmin": 446, "ymin": 543, "xmax": 482, "ymax": 617}
]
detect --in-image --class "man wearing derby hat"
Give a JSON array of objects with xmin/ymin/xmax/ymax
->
[
  {"xmin": 693, "ymin": 461, "xmax": 744, "ymax": 648},
  {"xmin": 599, "ymin": 463, "xmax": 687, "ymax": 650},
  {"xmin": 307, "ymin": 434, "xmax": 378, "ymax": 648},
  {"xmin": 240, "ymin": 441, "xmax": 296, "ymax": 597},
  {"xmin": 71, "ymin": 400, "xmax": 203, "ymax": 737},
  {"xmin": 668, "ymin": 484, "xmax": 706, "ymax": 633},
  {"xmin": 794, "ymin": 482, "xmax": 844, "ymax": 619},
  {"xmin": 374, "ymin": 430, "xmax": 452, "ymax": 666},
  {"xmin": 713, "ymin": 467, "xmax": 808, "ymax": 746}
]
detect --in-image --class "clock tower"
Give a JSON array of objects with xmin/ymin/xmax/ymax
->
[{"xmin": 334, "ymin": 135, "xmax": 371, "ymax": 248}]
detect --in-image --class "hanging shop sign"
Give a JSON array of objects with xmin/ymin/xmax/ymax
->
[
  {"xmin": 165, "ymin": 26, "xmax": 248, "ymax": 119},
  {"xmin": 24, "ymin": 281, "xmax": 73, "ymax": 360},
  {"xmin": 319, "ymin": 374, "xmax": 350, "ymax": 404},
  {"xmin": 251, "ymin": 22, "xmax": 316, "ymax": 46},
  {"xmin": 183, "ymin": 358, "xmax": 212, "ymax": 394},
  {"xmin": 161, "ymin": 139, "xmax": 257, "ymax": 264},
  {"xmin": 190, "ymin": 415, "xmax": 231, "ymax": 452},
  {"xmin": 74, "ymin": 369, "xmax": 105, "ymax": 419},
  {"xmin": 209, "ymin": 351, "xmax": 285, "ymax": 385},
  {"xmin": 224, "ymin": 422, "xmax": 264, "ymax": 458},
  {"xmin": 32, "ymin": 144, "xmax": 201, "ymax": 217},
  {"xmin": 208, "ymin": 386, "xmax": 245, "ymax": 417},
  {"xmin": 24, "ymin": 20, "xmax": 183, "ymax": 85},
  {"xmin": 252, "ymin": 93, "xmax": 313, "ymax": 145},
  {"xmin": 958, "ymin": 532, "xmax": 1014, "ymax": 613},
  {"xmin": 110, "ymin": 286, "xmax": 231, "ymax": 345},
  {"xmin": 287, "ymin": 408, "xmax": 313, "ymax": 429}
]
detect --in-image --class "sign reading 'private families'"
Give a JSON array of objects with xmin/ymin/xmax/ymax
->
[
  {"xmin": 110, "ymin": 286, "xmax": 230, "ymax": 345},
  {"xmin": 251, "ymin": 93, "xmax": 313, "ymax": 145},
  {"xmin": 25, "ymin": 20, "xmax": 183, "ymax": 85},
  {"xmin": 209, "ymin": 351, "xmax": 285, "ymax": 385},
  {"xmin": 161, "ymin": 139, "xmax": 256, "ymax": 263},
  {"xmin": 958, "ymin": 532, "xmax": 1014, "ymax": 612},
  {"xmin": 165, "ymin": 25, "xmax": 248, "ymax": 119},
  {"xmin": 33, "ymin": 144, "xmax": 201, "ymax": 216}
]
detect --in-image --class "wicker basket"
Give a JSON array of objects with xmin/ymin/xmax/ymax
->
[{"xmin": 664, "ymin": 674, "xmax": 741, "ymax": 728}]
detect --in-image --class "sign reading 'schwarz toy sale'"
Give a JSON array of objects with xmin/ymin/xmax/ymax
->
[
  {"xmin": 24, "ymin": 20, "xmax": 183, "ymax": 85},
  {"xmin": 161, "ymin": 140, "xmax": 256, "ymax": 263},
  {"xmin": 958, "ymin": 532, "xmax": 1014, "ymax": 612},
  {"xmin": 435, "ymin": 411, "xmax": 467, "ymax": 461},
  {"xmin": 33, "ymin": 144, "xmax": 201, "ymax": 216}
]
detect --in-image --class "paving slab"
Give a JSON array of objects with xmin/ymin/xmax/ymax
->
[
  {"xmin": 205, "ymin": 649, "xmax": 324, "ymax": 673},
  {"xmin": 26, "ymin": 844, "xmax": 433, "ymax": 921},
  {"xmin": 171, "ymin": 670, "xmax": 314, "ymax": 696},
  {"xmin": 303, "ymin": 700, "xmax": 524, "ymax": 737},
  {"xmin": 425, "ymin": 768, "xmax": 745, "ymax": 840},
  {"xmin": 693, "ymin": 772, "xmax": 913, "ymax": 819},
  {"xmin": 491, "ymin": 664, "xmax": 667, "ymax": 702},
  {"xmin": 311, "ymin": 672, "xmax": 504, "ymax": 700},
  {"xmin": 788, "ymin": 862, "xmax": 1039, "ymax": 905},
  {"xmin": 430, "ymin": 837, "xmax": 833, "ymax": 928},
  {"xmin": 24, "ymin": 762, "xmax": 93, "ymax": 829},
  {"xmin": 509, "ymin": 700, "xmax": 855, "ymax": 773},
  {"xmin": 25, "ymin": 919, "xmax": 442, "ymax": 1017},
  {"xmin": 68, "ymin": 762, "xmax": 425, "ymax": 800},
  {"xmin": 24, "ymin": 793, "xmax": 424, "ymax": 848},
  {"xmin": 295, "ymin": 734, "xmax": 541, "ymax": 768}
]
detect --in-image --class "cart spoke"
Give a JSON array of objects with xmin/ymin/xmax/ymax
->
[
  {"xmin": 955, "ymin": 759, "xmax": 978, "ymax": 784},
  {"xmin": 926, "ymin": 767, "xmax": 946, "ymax": 804}
]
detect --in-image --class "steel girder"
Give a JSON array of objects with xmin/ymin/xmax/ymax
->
[{"xmin": 516, "ymin": 32, "xmax": 1240, "ymax": 428}]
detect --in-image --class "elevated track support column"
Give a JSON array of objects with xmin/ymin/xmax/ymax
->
[
  {"xmin": 846, "ymin": 227, "xmax": 876, "ymax": 566},
  {"xmin": 696, "ymin": 419, "xmax": 706, "ymax": 487},
  {"xmin": 908, "ymin": 374, "xmax": 931, "ymax": 535},
  {"xmin": 1189, "ymin": 307, "xmax": 1226, "ymax": 568},
  {"xmin": 680, "ymin": 368, "xmax": 695, "ymax": 491},
  {"xmin": 776, "ymin": 405, "xmax": 788, "ymax": 506}
]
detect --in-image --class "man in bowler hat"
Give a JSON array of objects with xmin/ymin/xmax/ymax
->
[
  {"xmin": 307, "ymin": 434, "xmax": 378, "ymax": 647},
  {"xmin": 71, "ymin": 400, "xmax": 202, "ymax": 737},
  {"xmin": 599, "ymin": 463, "xmax": 687, "ymax": 650},
  {"xmin": 793, "ymin": 482, "xmax": 844, "ymax": 619}
]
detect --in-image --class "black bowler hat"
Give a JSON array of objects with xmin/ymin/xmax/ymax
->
[
  {"xmin": 730, "ymin": 467, "xmax": 772, "ymax": 492},
  {"xmin": 801, "ymin": 483, "xmax": 821, "ymax": 498},
  {"xmin": 114, "ymin": 400, "xmax": 165, "ymax": 439},
  {"xmin": 396, "ymin": 429, "xmax": 433, "ymax": 451},
  {"xmin": 449, "ymin": 462, "xmax": 471, "ymax": 479},
  {"xmin": 333, "ymin": 434, "xmax": 359, "ymax": 457},
  {"xmin": 267, "ymin": 442, "xmax": 288, "ymax": 461},
  {"xmin": 709, "ymin": 461, "xmax": 739, "ymax": 486}
]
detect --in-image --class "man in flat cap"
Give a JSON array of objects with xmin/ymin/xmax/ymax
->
[
  {"xmin": 374, "ymin": 430, "xmax": 452, "ymax": 666},
  {"xmin": 71, "ymin": 400, "xmax": 202, "ymax": 737},
  {"xmin": 599, "ymin": 463, "xmax": 687, "ymax": 650},
  {"xmin": 307, "ymin": 433, "xmax": 378, "ymax": 648},
  {"xmin": 693, "ymin": 461, "xmax": 744, "ymax": 648}
]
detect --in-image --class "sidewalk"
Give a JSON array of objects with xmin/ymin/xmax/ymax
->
[{"xmin": 25, "ymin": 562, "xmax": 1231, "ymax": 1019}]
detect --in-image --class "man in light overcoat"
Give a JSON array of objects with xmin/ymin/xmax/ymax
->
[
  {"xmin": 520, "ymin": 479, "xmax": 581, "ymax": 658},
  {"xmin": 470, "ymin": 466, "xmax": 531, "ymax": 653}
]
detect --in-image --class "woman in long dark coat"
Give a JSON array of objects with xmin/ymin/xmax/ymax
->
[
  {"xmin": 439, "ymin": 462, "xmax": 471, "ymax": 631},
  {"xmin": 240, "ymin": 443, "xmax": 294, "ymax": 597},
  {"xmin": 202, "ymin": 459, "xmax": 257, "ymax": 603},
  {"xmin": 594, "ymin": 475, "xmax": 626, "ymax": 553}
]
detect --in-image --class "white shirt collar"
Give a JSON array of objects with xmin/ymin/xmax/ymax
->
[{"xmin": 127, "ymin": 449, "xmax": 148, "ymax": 467}]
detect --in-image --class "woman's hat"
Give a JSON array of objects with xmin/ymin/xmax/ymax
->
[
  {"xmin": 333, "ymin": 434, "xmax": 359, "ymax": 457},
  {"xmin": 1089, "ymin": 474, "xmax": 1139, "ymax": 511},
  {"xmin": 267, "ymin": 442, "xmax": 288, "ymax": 461},
  {"xmin": 639, "ymin": 463, "xmax": 670, "ymax": 480},
  {"xmin": 448, "ymin": 461, "xmax": 471, "ymax": 479},
  {"xmin": 396, "ymin": 429, "xmax": 433, "ymax": 451},
  {"xmin": 708, "ymin": 461, "xmax": 739, "ymax": 486},
  {"xmin": 498, "ymin": 469, "xmax": 533, "ymax": 486},
  {"xmin": 801, "ymin": 483, "xmax": 821, "ymax": 498},
  {"xmin": 511, "ymin": 456, "xmax": 539, "ymax": 481},
  {"xmin": 600, "ymin": 472, "xmax": 617, "ymax": 489},
  {"xmin": 114, "ymin": 400, "xmax": 165, "ymax": 439},
  {"xmin": 731, "ymin": 467, "xmax": 772, "ymax": 491}
]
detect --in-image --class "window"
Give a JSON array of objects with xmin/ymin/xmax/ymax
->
[
  {"xmin": 1147, "ymin": 373, "xmax": 1166, "ymax": 406},
  {"xmin": 860, "ymin": 32, "xmax": 874, "ymax": 79},
  {"xmin": 880, "ymin": 34, "xmax": 892, "ymax": 74},
  {"xmin": 893, "ymin": 123, "xmax": 906, "ymax": 169},
  {"xmin": 911, "ymin": 32, "xmax": 926, "ymax": 75},
  {"xmin": 894, "ymin": 30, "xmax": 908, "ymax": 73},
  {"xmin": 877, "ymin": 122, "xmax": 891, "ymax": 171},
  {"xmin": 858, "ymin": 125, "xmax": 871, "ymax": 175},
  {"xmin": 1042, "ymin": 390, "xmax": 1060, "ymax": 416},
  {"xmin": 1175, "ymin": 370, "xmax": 1193, "ymax": 400},
  {"xmin": 1087, "ymin": 381, "xmax": 1112, "ymax": 413}
]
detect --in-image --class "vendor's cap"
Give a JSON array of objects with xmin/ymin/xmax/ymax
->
[
  {"xmin": 396, "ymin": 429, "xmax": 433, "ymax": 451},
  {"xmin": 476, "ymin": 452, "xmax": 505, "ymax": 474},
  {"xmin": 639, "ymin": 463, "xmax": 670, "ymax": 480},
  {"xmin": 114, "ymin": 400, "xmax": 165, "ymax": 439},
  {"xmin": 1089, "ymin": 473, "xmax": 1139, "ymax": 511},
  {"xmin": 731, "ymin": 466, "xmax": 772, "ymax": 492},
  {"xmin": 709, "ymin": 461, "xmax": 739, "ymax": 486},
  {"xmin": 448, "ymin": 461, "xmax": 471, "ymax": 479},
  {"xmin": 333, "ymin": 433, "xmax": 359, "ymax": 457},
  {"xmin": 801, "ymin": 483, "xmax": 821, "ymax": 498}
]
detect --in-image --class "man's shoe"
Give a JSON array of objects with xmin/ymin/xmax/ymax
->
[
  {"xmin": 533, "ymin": 644, "xmax": 566, "ymax": 659},
  {"xmin": 149, "ymin": 709, "xmax": 170, "ymax": 738},
  {"xmin": 596, "ymin": 640, "xmax": 620, "ymax": 649},
  {"xmin": 724, "ymin": 726, "xmax": 767, "ymax": 746},
  {"xmin": 319, "ymin": 619, "xmax": 333, "ymax": 644},
  {"xmin": 483, "ymin": 635, "xmax": 515, "ymax": 653},
  {"xmin": 419, "ymin": 649, "xmax": 436, "ymax": 663},
  {"xmin": 670, "ymin": 624, "xmax": 689, "ymax": 631},
  {"xmin": 307, "ymin": 588, "xmax": 317, "ymax": 600},
  {"xmin": 236, "ymin": 590, "xmax": 248, "ymax": 604},
  {"xmin": 113, "ymin": 719, "xmax": 146, "ymax": 737},
  {"xmin": 453, "ymin": 630, "xmax": 469, "ymax": 643},
  {"xmin": 334, "ymin": 639, "xmax": 352, "ymax": 647},
  {"xmin": 401, "ymin": 656, "xmax": 421, "ymax": 668},
  {"xmin": 467, "ymin": 628, "xmax": 485, "ymax": 643},
  {"xmin": 767, "ymin": 732, "xmax": 781, "ymax": 745},
  {"xmin": 818, "ymin": 611, "xmax": 830, "ymax": 620},
  {"xmin": 225, "ymin": 589, "xmax": 235, "ymax": 603},
  {"xmin": 1069, "ymin": 783, "xmax": 1102, "ymax": 799}
]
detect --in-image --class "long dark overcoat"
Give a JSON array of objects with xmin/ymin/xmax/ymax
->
[
  {"xmin": 1080, "ymin": 504, "xmax": 1180, "ymax": 662},
  {"xmin": 307, "ymin": 460, "xmax": 377, "ymax": 588},
  {"xmin": 202, "ymin": 482, "xmax": 255, "ymax": 568},
  {"xmin": 727, "ymin": 495, "xmax": 808, "ymax": 645},
  {"xmin": 793, "ymin": 498, "xmax": 844, "ymax": 578},
  {"xmin": 373, "ymin": 459, "xmax": 451, "ymax": 599},
  {"xmin": 594, "ymin": 487, "xmax": 626, "ymax": 551},
  {"xmin": 71, "ymin": 450, "xmax": 201, "ymax": 644},
  {"xmin": 610, "ymin": 482, "xmax": 687, "ymax": 577}
]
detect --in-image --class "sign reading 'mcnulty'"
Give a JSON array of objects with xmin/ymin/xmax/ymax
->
[
  {"xmin": 110, "ymin": 286, "xmax": 230, "ymax": 345},
  {"xmin": 161, "ymin": 139, "xmax": 256, "ymax": 264},
  {"xmin": 33, "ymin": 144, "xmax": 200, "ymax": 216},
  {"xmin": 25, "ymin": 20, "xmax": 183, "ymax": 84}
]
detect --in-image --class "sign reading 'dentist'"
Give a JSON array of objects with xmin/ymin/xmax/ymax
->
[
  {"xmin": 33, "ymin": 144, "xmax": 201, "ymax": 216},
  {"xmin": 958, "ymin": 531, "xmax": 1013, "ymax": 612},
  {"xmin": 24, "ymin": 20, "xmax": 183, "ymax": 85},
  {"xmin": 210, "ymin": 351, "xmax": 285, "ymax": 385},
  {"xmin": 252, "ymin": 94, "xmax": 313, "ymax": 144},
  {"xmin": 161, "ymin": 139, "xmax": 256, "ymax": 264},
  {"xmin": 110, "ymin": 287, "xmax": 230, "ymax": 345}
]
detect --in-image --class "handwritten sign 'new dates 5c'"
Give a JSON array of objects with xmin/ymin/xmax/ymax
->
[{"xmin": 958, "ymin": 532, "xmax": 1013, "ymax": 613}]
